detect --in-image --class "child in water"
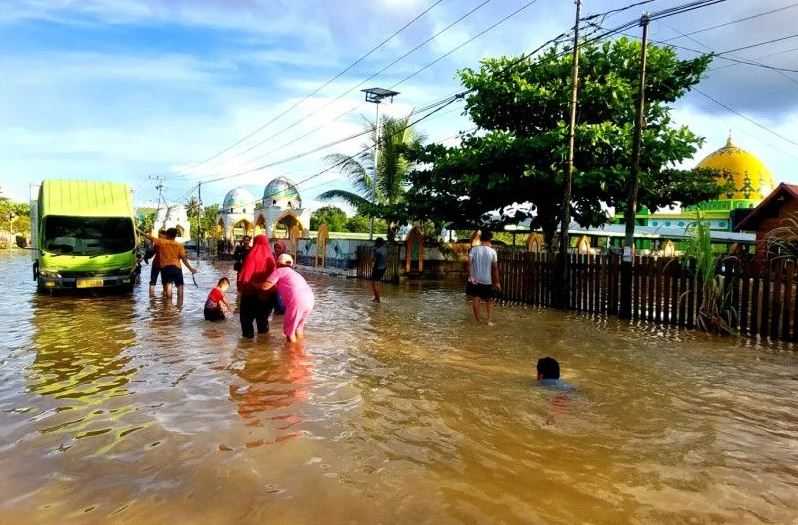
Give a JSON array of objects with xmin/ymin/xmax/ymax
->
[
  {"xmin": 262, "ymin": 253, "xmax": 315, "ymax": 343},
  {"xmin": 204, "ymin": 277, "xmax": 231, "ymax": 321}
]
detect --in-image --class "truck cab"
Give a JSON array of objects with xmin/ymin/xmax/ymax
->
[{"xmin": 32, "ymin": 180, "xmax": 138, "ymax": 292}]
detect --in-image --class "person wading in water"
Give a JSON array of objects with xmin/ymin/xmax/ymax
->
[{"xmin": 237, "ymin": 234, "xmax": 277, "ymax": 339}]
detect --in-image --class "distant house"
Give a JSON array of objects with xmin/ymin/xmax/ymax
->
[{"xmin": 736, "ymin": 183, "xmax": 798, "ymax": 260}]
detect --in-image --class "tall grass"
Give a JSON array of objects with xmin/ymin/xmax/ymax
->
[{"xmin": 682, "ymin": 217, "xmax": 737, "ymax": 334}]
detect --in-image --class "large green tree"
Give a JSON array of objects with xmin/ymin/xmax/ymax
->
[
  {"xmin": 402, "ymin": 38, "xmax": 724, "ymax": 249},
  {"xmin": 310, "ymin": 206, "xmax": 348, "ymax": 232},
  {"xmin": 319, "ymin": 114, "xmax": 424, "ymax": 239},
  {"xmin": 0, "ymin": 199, "xmax": 31, "ymax": 236}
]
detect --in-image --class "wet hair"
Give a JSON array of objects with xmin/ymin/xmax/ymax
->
[
  {"xmin": 157, "ymin": 229, "xmax": 167, "ymax": 237},
  {"xmin": 165, "ymin": 227, "xmax": 178, "ymax": 240},
  {"xmin": 375, "ymin": 237, "xmax": 385, "ymax": 247},
  {"xmin": 481, "ymin": 230, "xmax": 494, "ymax": 242},
  {"xmin": 537, "ymin": 357, "xmax": 560, "ymax": 380},
  {"xmin": 217, "ymin": 277, "xmax": 230, "ymax": 287}
]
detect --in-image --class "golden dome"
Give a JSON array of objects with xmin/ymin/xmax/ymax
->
[{"xmin": 696, "ymin": 135, "xmax": 775, "ymax": 201}]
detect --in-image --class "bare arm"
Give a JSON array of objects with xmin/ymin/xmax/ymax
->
[
  {"xmin": 261, "ymin": 280, "xmax": 276, "ymax": 291},
  {"xmin": 180, "ymin": 254, "xmax": 198, "ymax": 274},
  {"xmin": 492, "ymin": 261, "xmax": 501, "ymax": 290}
]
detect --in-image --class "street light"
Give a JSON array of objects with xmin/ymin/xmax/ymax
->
[{"xmin": 361, "ymin": 87, "xmax": 400, "ymax": 240}]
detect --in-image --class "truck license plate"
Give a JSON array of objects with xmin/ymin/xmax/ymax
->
[{"xmin": 76, "ymin": 278, "xmax": 104, "ymax": 288}]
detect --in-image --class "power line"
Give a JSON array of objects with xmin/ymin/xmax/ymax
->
[
  {"xmin": 661, "ymin": 2, "xmax": 798, "ymax": 43},
  {"xmin": 206, "ymin": 95, "xmax": 467, "ymax": 211},
  {"xmin": 240, "ymin": 0, "xmax": 539, "ymax": 170},
  {"xmin": 183, "ymin": 0, "xmax": 446, "ymax": 174},
  {"xmin": 213, "ymin": 0, "xmax": 493, "ymax": 169},
  {"xmin": 693, "ymin": 88, "xmax": 798, "ymax": 149},
  {"xmin": 718, "ymin": 33, "xmax": 798, "ymax": 56}
]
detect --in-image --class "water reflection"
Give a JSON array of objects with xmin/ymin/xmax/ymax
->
[
  {"xmin": 0, "ymin": 253, "xmax": 797, "ymax": 524},
  {"xmin": 229, "ymin": 343, "xmax": 311, "ymax": 444}
]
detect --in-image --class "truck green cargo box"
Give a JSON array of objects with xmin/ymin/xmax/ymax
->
[{"xmin": 31, "ymin": 180, "xmax": 138, "ymax": 292}]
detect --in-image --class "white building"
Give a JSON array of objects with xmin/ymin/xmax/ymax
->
[
  {"xmin": 217, "ymin": 177, "xmax": 310, "ymax": 242},
  {"xmin": 153, "ymin": 204, "xmax": 190, "ymax": 243}
]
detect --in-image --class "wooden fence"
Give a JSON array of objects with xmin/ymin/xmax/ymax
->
[
  {"xmin": 355, "ymin": 245, "xmax": 402, "ymax": 283},
  {"xmin": 496, "ymin": 250, "xmax": 798, "ymax": 342}
]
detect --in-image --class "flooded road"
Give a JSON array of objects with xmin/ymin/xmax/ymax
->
[{"xmin": 1, "ymin": 252, "xmax": 797, "ymax": 524}]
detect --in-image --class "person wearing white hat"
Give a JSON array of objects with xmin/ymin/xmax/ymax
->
[{"xmin": 261, "ymin": 253, "xmax": 315, "ymax": 342}]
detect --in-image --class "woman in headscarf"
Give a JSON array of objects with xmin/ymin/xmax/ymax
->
[{"xmin": 237, "ymin": 234, "xmax": 277, "ymax": 338}]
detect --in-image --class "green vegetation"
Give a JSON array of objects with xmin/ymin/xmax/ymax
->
[
  {"xmin": 400, "ymin": 38, "xmax": 724, "ymax": 251},
  {"xmin": 185, "ymin": 198, "xmax": 221, "ymax": 239},
  {"xmin": 310, "ymin": 205, "xmax": 387, "ymax": 234},
  {"xmin": 320, "ymin": 115, "xmax": 424, "ymax": 239},
  {"xmin": 0, "ymin": 198, "xmax": 31, "ymax": 236},
  {"xmin": 683, "ymin": 218, "xmax": 736, "ymax": 334}
]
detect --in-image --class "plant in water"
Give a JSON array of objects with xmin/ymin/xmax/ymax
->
[{"xmin": 682, "ymin": 216, "xmax": 737, "ymax": 334}]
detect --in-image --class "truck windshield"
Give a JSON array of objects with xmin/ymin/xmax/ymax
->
[{"xmin": 43, "ymin": 216, "xmax": 135, "ymax": 256}]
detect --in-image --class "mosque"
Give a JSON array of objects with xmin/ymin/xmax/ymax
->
[
  {"xmin": 217, "ymin": 177, "xmax": 311, "ymax": 243},
  {"xmin": 625, "ymin": 135, "xmax": 776, "ymax": 232},
  {"xmin": 152, "ymin": 204, "xmax": 190, "ymax": 243}
]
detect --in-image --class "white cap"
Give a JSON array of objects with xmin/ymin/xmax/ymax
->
[{"xmin": 277, "ymin": 253, "xmax": 294, "ymax": 266}]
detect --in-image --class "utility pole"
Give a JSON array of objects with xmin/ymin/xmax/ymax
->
[
  {"xmin": 620, "ymin": 14, "xmax": 650, "ymax": 319},
  {"xmin": 557, "ymin": 0, "xmax": 581, "ymax": 308},
  {"xmin": 196, "ymin": 182, "xmax": 202, "ymax": 258},
  {"xmin": 362, "ymin": 87, "xmax": 399, "ymax": 241}
]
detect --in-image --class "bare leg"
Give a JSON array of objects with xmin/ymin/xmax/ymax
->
[
  {"xmin": 177, "ymin": 285, "xmax": 184, "ymax": 307},
  {"xmin": 149, "ymin": 285, "xmax": 156, "ymax": 296},
  {"xmin": 471, "ymin": 296, "xmax": 481, "ymax": 322},
  {"xmin": 163, "ymin": 283, "xmax": 172, "ymax": 299},
  {"xmin": 296, "ymin": 319, "xmax": 306, "ymax": 339},
  {"xmin": 371, "ymin": 281, "xmax": 381, "ymax": 303},
  {"xmin": 288, "ymin": 333, "xmax": 298, "ymax": 343},
  {"xmin": 485, "ymin": 299, "xmax": 494, "ymax": 326}
]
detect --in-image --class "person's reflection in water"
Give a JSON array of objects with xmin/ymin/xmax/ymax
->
[{"xmin": 229, "ymin": 342, "xmax": 311, "ymax": 446}]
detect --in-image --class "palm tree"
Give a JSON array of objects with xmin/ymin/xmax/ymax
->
[{"xmin": 319, "ymin": 114, "xmax": 424, "ymax": 240}]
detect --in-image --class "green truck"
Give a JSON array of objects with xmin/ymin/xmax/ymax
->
[{"xmin": 31, "ymin": 180, "xmax": 138, "ymax": 292}]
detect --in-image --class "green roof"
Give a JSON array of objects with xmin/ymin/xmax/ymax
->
[{"xmin": 39, "ymin": 180, "xmax": 134, "ymax": 218}]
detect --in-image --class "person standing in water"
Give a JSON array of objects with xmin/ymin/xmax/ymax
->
[
  {"xmin": 237, "ymin": 234, "xmax": 277, "ymax": 338},
  {"xmin": 262, "ymin": 253, "xmax": 314, "ymax": 343},
  {"xmin": 143, "ymin": 227, "xmax": 198, "ymax": 307},
  {"xmin": 371, "ymin": 238, "xmax": 387, "ymax": 303},
  {"xmin": 145, "ymin": 229, "xmax": 167, "ymax": 296},
  {"xmin": 466, "ymin": 230, "xmax": 500, "ymax": 325}
]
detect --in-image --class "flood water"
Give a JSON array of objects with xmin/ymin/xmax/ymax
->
[{"xmin": 1, "ymin": 252, "xmax": 797, "ymax": 524}]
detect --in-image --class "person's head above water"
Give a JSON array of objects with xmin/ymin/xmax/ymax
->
[
  {"xmin": 274, "ymin": 240, "xmax": 287, "ymax": 256},
  {"xmin": 481, "ymin": 230, "xmax": 493, "ymax": 243},
  {"xmin": 157, "ymin": 229, "xmax": 167, "ymax": 239},
  {"xmin": 165, "ymin": 228, "xmax": 178, "ymax": 240},
  {"xmin": 537, "ymin": 357, "xmax": 560, "ymax": 380},
  {"xmin": 375, "ymin": 237, "xmax": 385, "ymax": 248},
  {"xmin": 217, "ymin": 277, "xmax": 230, "ymax": 291},
  {"xmin": 277, "ymin": 253, "xmax": 294, "ymax": 268}
]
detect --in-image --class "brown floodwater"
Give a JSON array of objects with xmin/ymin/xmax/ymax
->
[{"xmin": 1, "ymin": 252, "xmax": 797, "ymax": 524}]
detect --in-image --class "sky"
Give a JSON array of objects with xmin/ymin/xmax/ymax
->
[{"xmin": 1, "ymin": 0, "xmax": 797, "ymax": 213}]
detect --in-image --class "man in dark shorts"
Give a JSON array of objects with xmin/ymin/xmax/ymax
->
[
  {"xmin": 144, "ymin": 228, "xmax": 198, "ymax": 307},
  {"xmin": 466, "ymin": 230, "xmax": 501, "ymax": 324},
  {"xmin": 371, "ymin": 237, "xmax": 387, "ymax": 303},
  {"xmin": 145, "ymin": 230, "xmax": 167, "ymax": 296}
]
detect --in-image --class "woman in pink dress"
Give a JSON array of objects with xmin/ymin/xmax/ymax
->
[{"xmin": 262, "ymin": 253, "xmax": 314, "ymax": 342}]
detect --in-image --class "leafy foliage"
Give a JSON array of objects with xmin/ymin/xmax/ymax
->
[
  {"xmin": 311, "ymin": 206, "xmax": 348, "ymax": 232},
  {"xmin": 682, "ymin": 217, "xmax": 737, "ymax": 334},
  {"xmin": 401, "ymin": 37, "xmax": 723, "ymax": 249},
  {"xmin": 319, "ymin": 114, "xmax": 424, "ymax": 239},
  {"xmin": 0, "ymin": 199, "xmax": 31, "ymax": 234}
]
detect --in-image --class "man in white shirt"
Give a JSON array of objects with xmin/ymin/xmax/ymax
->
[{"xmin": 466, "ymin": 230, "xmax": 501, "ymax": 325}]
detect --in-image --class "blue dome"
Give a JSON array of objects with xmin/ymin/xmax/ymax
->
[
  {"xmin": 263, "ymin": 177, "xmax": 301, "ymax": 208},
  {"xmin": 223, "ymin": 187, "xmax": 254, "ymax": 210}
]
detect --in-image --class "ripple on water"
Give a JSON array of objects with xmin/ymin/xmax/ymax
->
[{"xmin": 0, "ymin": 253, "xmax": 797, "ymax": 524}]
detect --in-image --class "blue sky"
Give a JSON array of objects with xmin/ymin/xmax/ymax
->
[{"xmin": 1, "ymin": 0, "xmax": 797, "ymax": 212}]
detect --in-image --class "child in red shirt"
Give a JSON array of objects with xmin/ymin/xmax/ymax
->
[{"xmin": 204, "ymin": 277, "xmax": 231, "ymax": 321}]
